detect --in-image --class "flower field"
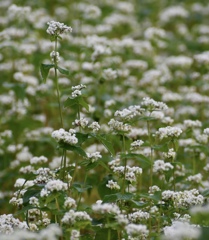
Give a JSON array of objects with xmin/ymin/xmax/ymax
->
[{"xmin": 1, "ymin": 0, "xmax": 209, "ymax": 239}]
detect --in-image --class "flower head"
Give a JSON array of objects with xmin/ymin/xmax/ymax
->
[{"xmin": 46, "ymin": 21, "xmax": 72, "ymax": 37}]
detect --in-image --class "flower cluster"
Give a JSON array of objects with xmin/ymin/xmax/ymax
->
[
  {"xmin": 46, "ymin": 20, "xmax": 72, "ymax": 37},
  {"xmin": 51, "ymin": 128, "xmax": 78, "ymax": 145}
]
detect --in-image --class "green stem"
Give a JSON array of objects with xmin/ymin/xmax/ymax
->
[
  {"xmin": 122, "ymin": 134, "xmax": 127, "ymax": 194},
  {"xmin": 54, "ymin": 37, "xmax": 63, "ymax": 128},
  {"xmin": 172, "ymin": 140, "xmax": 176, "ymax": 191},
  {"xmin": 107, "ymin": 218, "xmax": 111, "ymax": 240},
  {"xmin": 147, "ymin": 120, "xmax": 153, "ymax": 187},
  {"xmin": 77, "ymin": 173, "xmax": 88, "ymax": 209}
]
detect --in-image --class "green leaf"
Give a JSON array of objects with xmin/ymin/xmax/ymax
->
[
  {"xmin": 64, "ymin": 97, "xmax": 78, "ymax": 108},
  {"xmin": 72, "ymin": 183, "xmax": 92, "ymax": 193},
  {"xmin": 103, "ymin": 193, "xmax": 133, "ymax": 203},
  {"xmin": 76, "ymin": 132, "xmax": 89, "ymax": 145},
  {"xmin": 202, "ymin": 189, "xmax": 209, "ymax": 197},
  {"xmin": 59, "ymin": 142, "xmax": 87, "ymax": 157},
  {"xmin": 90, "ymin": 133, "xmax": 115, "ymax": 156},
  {"xmin": 40, "ymin": 63, "xmax": 54, "ymax": 83},
  {"xmin": 23, "ymin": 189, "xmax": 41, "ymax": 205},
  {"xmin": 94, "ymin": 229, "xmax": 118, "ymax": 240},
  {"xmin": 57, "ymin": 66, "xmax": 69, "ymax": 75},
  {"xmin": 120, "ymin": 153, "xmax": 151, "ymax": 168},
  {"xmin": 130, "ymin": 200, "xmax": 149, "ymax": 208},
  {"xmin": 78, "ymin": 97, "xmax": 89, "ymax": 111}
]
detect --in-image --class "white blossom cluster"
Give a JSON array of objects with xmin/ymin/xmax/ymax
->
[
  {"xmin": 128, "ymin": 210, "xmax": 150, "ymax": 223},
  {"xmin": 61, "ymin": 210, "xmax": 92, "ymax": 225},
  {"xmin": 71, "ymin": 84, "xmax": 86, "ymax": 98},
  {"xmin": 130, "ymin": 140, "xmax": 144, "ymax": 150},
  {"xmin": 108, "ymin": 119, "xmax": 131, "ymax": 132},
  {"xmin": 30, "ymin": 156, "xmax": 48, "ymax": 165},
  {"xmin": 162, "ymin": 189, "xmax": 204, "ymax": 208},
  {"xmin": 163, "ymin": 220, "xmax": 201, "ymax": 240},
  {"xmin": 33, "ymin": 167, "xmax": 55, "ymax": 185},
  {"xmin": 70, "ymin": 229, "xmax": 80, "ymax": 240},
  {"xmin": 153, "ymin": 160, "xmax": 174, "ymax": 173},
  {"xmin": 102, "ymin": 68, "xmax": 117, "ymax": 81},
  {"xmin": 88, "ymin": 121, "xmax": 100, "ymax": 132},
  {"xmin": 73, "ymin": 118, "xmax": 89, "ymax": 128},
  {"xmin": 106, "ymin": 180, "xmax": 120, "ymax": 190},
  {"xmin": 0, "ymin": 224, "xmax": 62, "ymax": 240},
  {"xmin": 113, "ymin": 166, "xmax": 142, "ymax": 182},
  {"xmin": 40, "ymin": 179, "xmax": 68, "ymax": 197},
  {"xmin": 141, "ymin": 97, "xmax": 168, "ymax": 111},
  {"xmin": 86, "ymin": 151, "xmax": 102, "ymax": 162},
  {"xmin": 183, "ymin": 119, "xmax": 202, "ymax": 129},
  {"xmin": 125, "ymin": 223, "xmax": 149, "ymax": 238},
  {"xmin": 162, "ymin": 148, "xmax": 176, "ymax": 160},
  {"xmin": 186, "ymin": 173, "xmax": 202, "ymax": 184},
  {"xmin": 156, "ymin": 126, "xmax": 183, "ymax": 139},
  {"xmin": 51, "ymin": 128, "xmax": 78, "ymax": 145},
  {"xmin": 64, "ymin": 197, "xmax": 77, "ymax": 209},
  {"xmin": 114, "ymin": 105, "xmax": 143, "ymax": 121},
  {"xmin": 92, "ymin": 201, "xmax": 120, "ymax": 215},
  {"xmin": 50, "ymin": 51, "xmax": 60, "ymax": 63},
  {"xmin": 0, "ymin": 214, "xmax": 27, "ymax": 234},
  {"xmin": 46, "ymin": 20, "xmax": 72, "ymax": 36}
]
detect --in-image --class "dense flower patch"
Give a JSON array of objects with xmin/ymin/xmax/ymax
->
[{"xmin": 1, "ymin": 0, "xmax": 209, "ymax": 239}]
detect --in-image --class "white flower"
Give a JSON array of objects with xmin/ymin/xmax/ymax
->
[
  {"xmin": 125, "ymin": 223, "xmax": 149, "ymax": 237},
  {"xmin": 88, "ymin": 122, "xmax": 100, "ymax": 132},
  {"xmin": 156, "ymin": 126, "xmax": 182, "ymax": 139},
  {"xmin": 106, "ymin": 180, "xmax": 120, "ymax": 190},
  {"xmin": 141, "ymin": 97, "xmax": 168, "ymax": 111},
  {"xmin": 87, "ymin": 152, "xmax": 102, "ymax": 162},
  {"xmin": 130, "ymin": 140, "xmax": 144, "ymax": 150},
  {"xmin": 30, "ymin": 156, "xmax": 48, "ymax": 165},
  {"xmin": 50, "ymin": 51, "xmax": 60, "ymax": 63},
  {"xmin": 92, "ymin": 202, "xmax": 120, "ymax": 215},
  {"xmin": 46, "ymin": 20, "xmax": 72, "ymax": 36},
  {"xmin": 51, "ymin": 128, "xmax": 78, "ymax": 145},
  {"xmin": 163, "ymin": 221, "xmax": 200, "ymax": 240},
  {"xmin": 61, "ymin": 210, "xmax": 92, "ymax": 225}
]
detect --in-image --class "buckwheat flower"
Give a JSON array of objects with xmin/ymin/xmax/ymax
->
[
  {"xmin": 153, "ymin": 160, "xmax": 174, "ymax": 173},
  {"xmin": 148, "ymin": 185, "xmax": 161, "ymax": 194},
  {"xmin": 51, "ymin": 128, "xmax": 78, "ymax": 145},
  {"xmin": 125, "ymin": 59, "xmax": 148, "ymax": 71},
  {"xmin": 144, "ymin": 27, "xmax": 167, "ymax": 40},
  {"xmin": 30, "ymin": 156, "xmax": 48, "ymax": 165},
  {"xmin": 187, "ymin": 173, "xmax": 203, "ymax": 184},
  {"xmin": 108, "ymin": 119, "xmax": 131, "ymax": 133},
  {"xmin": 204, "ymin": 163, "xmax": 209, "ymax": 171},
  {"xmin": 73, "ymin": 118, "xmax": 89, "ymax": 128},
  {"xmin": 92, "ymin": 202, "xmax": 120, "ymax": 215},
  {"xmin": 108, "ymin": 158, "xmax": 120, "ymax": 169},
  {"xmin": 50, "ymin": 50, "xmax": 60, "ymax": 63},
  {"xmin": 29, "ymin": 197, "xmax": 39, "ymax": 207},
  {"xmin": 125, "ymin": 224, "xmax": 149, "ymax": 238},
  {"xmin": 166, "ymin": 56, "xmax": 193, "ymax": 69},
  {"xmin": 115, "ymin": 214, "xmax": 129, "ymax": 226},
  {"xmin": 203, "ymin": 128, "xmax": 209, "ymax": 135},
  {"xmin": 163, "ymin": 148, "xmax": 176, "ymax": 160},
  {"xmin": 19, "ymin": 165, "xmax": 35, "ymax": 174},
  {"xmin": 160, "ymin": 6, "xmax": 189, "ymax": 23},
  {"xmin": 141, "ymin": 97, "xmax": 168, "ymax": 111},
  {"xmin": 106, "ymin": 180, "xmax": 120, "ymax": 190},
  {"xmin": 84, "ymin": 5, "xmax": 101, "ymax": 19},
  {"xmin": 0, "ymin": 214, "xmax": 27, "ymax": 234},
  {"xmin": 129, "ymin": 210, "xmax": 150, "ymax": 223},
  {"xmin": 163, "ymin": 221, "xmax": 201, "ymax": 240},
  {"xmin": 88, "ymin": 121, "xmax": 100, "ymax": 132},
  {"xmin": 86, "ymin": 151, "xmax": 102, "ymax": 163},
  {"xmin": 70, "ymin": 229, "xmax": 80, "ymax": 240},
  {"xmin": 102, "ymin": 68, "xmax": 117, "ymax": 81},
  {"xmin": 156, "ymin": 126, "xmax": 182, "ymax": 140},
  {"xmin": 183, "ymin": 120, "xmax": 202, "ymax": 129},
  {"xmin": 61, "ymin": 210, "xmax": 92, "ymax": 226},
  {"xmin": 130, "ymin": 140, "xmax": 144, "ymax": 150},
  {"xmin": 46, "ymin": 20, "xmax": 72, "ymax": 37},
  {"xmin": 195, "ymin": 133, "xmax": 208, "ymax": 144},
  {"xmin": 114, "ymin": 105, "xmax": 143, "ymax": 121},
  {"xmin": 64, "ymin": 197, "xmax": 77, "ymax": 209},
  {"xmin": 44, "ymin": 179, "xmax": 68, "ymax": 192}
]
